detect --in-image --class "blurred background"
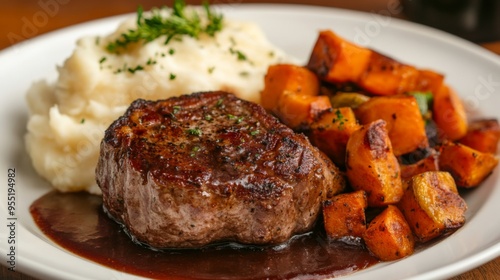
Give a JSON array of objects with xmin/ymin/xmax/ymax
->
[{"xmin": 1, "ymin": 0, "xmax": 499, "ymax": 51}]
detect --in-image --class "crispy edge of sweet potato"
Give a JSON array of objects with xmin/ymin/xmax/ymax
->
[
  {"xmin": 363, "ymin": 205, "xmax": 415, "ymax": 261},
  {"xmin": 345, "ymin": 120, "xmax": 403, "ymax": 207},
  {"xmin": 323, "ymin": 190, "xmax": 368, "ymax": 240},
  {"xmin": 355, "ymin": 95, "xmax": 429, "ymax": 156},
  {"xmin": 398, "ymin": 171, "xmax": 467, "ymax": 242},
  {"xmin": 438, "ymin": 142, "xmax": 499, "ymax": 188}
]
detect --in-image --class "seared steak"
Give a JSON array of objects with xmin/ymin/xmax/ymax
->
[{"xmin": 96, "ymin": 91, "xmax": 345, "ymax": 249}]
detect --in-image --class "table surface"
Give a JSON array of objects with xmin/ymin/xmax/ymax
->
[{"xmin": 1, "ymin": 0, "xmax": 499, "ymax": 279}]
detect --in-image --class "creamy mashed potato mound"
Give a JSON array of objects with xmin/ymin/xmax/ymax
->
[{"xmin": 25, "ymin": 7, "xmax": 291, "ymax": 194}]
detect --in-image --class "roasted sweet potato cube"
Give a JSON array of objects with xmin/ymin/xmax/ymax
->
[
  {"xmin": 261, "ymin": 64, "xmax": 320, "ymax": 113},
  {"xmin": 400, "ymin": 151, "xmax": 439, "ymax": 181},
  {"xmin": 346, "ymin": 120, "xmax": 403, "ymax": 207},
  {"xmin": 363, "ymin": 205, "xmax": 414, "ymax": 261},
  {"xmin": 356, "ymin": 95, "xmax": 429, "ymax": 156},
  {"xmin": 432, "ymin": 84, "xmax": 468, "ymax": 141},
  {"xmin": 459, "ymin": 119, "xmax": 500, "ymax": 154},
  {"xmin": 439, "ymin": 142, "xmax": 499, "ymax": 188},
  {"xmin": 277, "ymin": 93, "xmax": 331, "ymax": 129},
  {"xmin": 307, "ymin": 30, "xmax": 372, "ymax": 83},
  {"xmin": 414, "ymin": 69, "xmax": 445, "ymax": 94},
  {"xmin": 398, "ymin": 171, "xmax": 467, "ymax": 242},
  {"xmin": 323, "ymin": 190, "xmax": 368, "ymax": 240},
  {"xmin": 358, "ymin": 52, "xmax": 420, "ymax": 96},
  {"xmin": 309, "ymin": 107, "xmax": 361, "ymax": 167}
]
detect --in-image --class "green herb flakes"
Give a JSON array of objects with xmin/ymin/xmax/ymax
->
[
  {"xmin": 128, "ymin": 65, "xmax": 144, "ymax": 74},
  {"xmin": 250, "ymin": 130, "xmax": 260, "ymax": 136},
  {"xmin": 333, "ymin": 109, "xmax": 345, "ymax": 130},
  {"xmin": 187, "ymin": 128, "xmax": 202, "ymax": 136},
  {"xmin": 229, "ymin": 48, "xmax": 247, "ymax": 61},
  {"xmin": 106, "ymin": 0, "xmax": 224, "ymax": 53}
]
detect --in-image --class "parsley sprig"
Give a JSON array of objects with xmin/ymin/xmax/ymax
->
[{"xmin": 106, "ymin": 0, "xmax": 223, "ymax": 53}]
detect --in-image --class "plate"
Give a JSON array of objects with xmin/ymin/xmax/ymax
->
[{"xmin": 1, "ymin": 4, "xmax": 500, "ymax": 280}]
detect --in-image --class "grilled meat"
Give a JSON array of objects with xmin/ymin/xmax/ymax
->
[{"xmin": 96, "ymin": 91, "xmax": 345, "ymax": 249}]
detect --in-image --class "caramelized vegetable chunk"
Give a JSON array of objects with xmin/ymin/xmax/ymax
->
[
  {"xmin": 323, "ymin": 190, "xmax": 368, "ymax": 240},
  {"xmin": 459, "ymin": 119, "xmax": 500, "ymax": 154},
  {"xmin": 346, "ymin": 120, "xmax": 403, "ymax": 207},
  {"xmin": 400, "ymin": 151, "xmax": 440, "ymax": 181},
  {"xmin": 438, "ymin": 142, "xmax": 499, "ymax": 188},
  {"xmin": 398, "ymin": 171, "xmax": 467, "ymax": 242},
  {"xmin": 309, "ymin": 107, "xmax": 361, "ymax": 166},
  {"xmin": 415, "ymin": 69, "xmax": 445, "ymax": 94},
  {"xmin": 277, "ymin": 94, "xmax": 331, "ymax": 129},
  {"xmin": 432, "ymin": 84, "xmax": 468, "ymax": 141},
  {"xmin": 363, "ymin": 205, "xmax": 414, "ymax": 261},
  {"xmin": 307, "ymin": 30, "xmax": 372, "ymax": 83},
  {"xmin": 261, "ymin": 64, "xmax": 320, "ymax": 113},
  {"xmin": 356, "ymin": 95, "xmax": 429, "ymax": 156},
  {"xmin": 358, "ymin": 52, "xmax": 420, "ymax": 96}
]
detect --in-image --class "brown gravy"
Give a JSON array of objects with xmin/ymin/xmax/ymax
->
[{"xmin": 29, "ymin": 191, "xmax": 379, "ymax": 279}]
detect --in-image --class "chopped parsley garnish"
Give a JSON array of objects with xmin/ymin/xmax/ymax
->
[
  {"xmin": 229, "ymin": 47, "xmax": 247, "ymax": 61},
  {"xmin": 106, "ymin": 0, "xmax": 223, "ymax": 53},
  {"xmin": 99, "ymin": 57, "xmax": 107, "ymax": 64},
  {"xmin": 208, "ymin": 66, "xmax": 215, "ymax": 74},
  {"xmin": 190, "ymin": 145, "xmax": 201, "ymax": 157},
  {"xmin": 169, "ymin": 73, "xmax": 177, "ymax": 80},
  {"xmin": 333, "ymin": 109, "xmax": 345, "ymax": 130},
  {"xmin": 250, "ymin": 129, "xmax": 260, "ymax": 136},
  {"xmin": 187, "ymin": 128, "xmax": 202, "ymax": 136},
  {"xmin": 80, "ymin": 118, "xmax": 85, "ymax": 124},
  {"xmin": 128, "ymin": 65, "xmax": 144, "ymax": 73},
  {"xmin": 172, "ymin": 105, "xmax": 181, "ymax": 114}
]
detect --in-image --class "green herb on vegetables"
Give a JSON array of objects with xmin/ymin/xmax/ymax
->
[{"xmin": 408, "ymin": 91, "xmax": 433, "ymax": 117}]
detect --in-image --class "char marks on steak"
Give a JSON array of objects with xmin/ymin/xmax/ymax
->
[{"xmin": 96, "ymin": 91, "xmax": 345, "ymax": 249}]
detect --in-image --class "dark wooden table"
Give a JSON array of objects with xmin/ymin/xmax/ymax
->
[{"xmin": 1, "ymin": 1, "xmax": 499, "ymax": 279}]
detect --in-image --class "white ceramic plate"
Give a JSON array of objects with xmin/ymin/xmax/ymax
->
[{"xmin": 1, "ymin": 4, "xmax": 500, "ymax": 280}]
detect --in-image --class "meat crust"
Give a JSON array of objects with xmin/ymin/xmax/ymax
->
[{"xmin": 96, "ymin": 91, "xmax": 344, "ymax": 248}]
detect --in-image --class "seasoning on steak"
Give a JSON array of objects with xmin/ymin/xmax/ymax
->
[{"xmin": 96, "ymin": 91, "xmax": 345, "ymax": 249}]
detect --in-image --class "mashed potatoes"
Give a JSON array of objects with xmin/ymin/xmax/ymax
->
[{"xmin": 25, "ymin": 6, "xmax": 291, "ymax": 194}]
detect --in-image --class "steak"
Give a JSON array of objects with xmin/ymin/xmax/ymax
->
[{"xmin": 96, "ymin": 91, "xmax": 345, "ymax": 249}]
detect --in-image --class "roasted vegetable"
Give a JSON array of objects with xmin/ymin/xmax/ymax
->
[
  {"xmin": 307, "ymin": 30, "xmax": 372, "ymax": 84},
  {"xmin": 345, "ymin": 120, "xmax": 403, "ymax": 207},
  {"xmin": 438, "ymin": 142, "xmax": 499, "ymax": 188},
  {"xmin": 363, "ymin": 205, "xmax": 414, "ymax": 261},
  {"xmin": 358, "ymin": 52, "xmax": 420, "ymax": 96},
  {"xmin": 329, "ymin": 92, "xmax": 370, "ymax": 108},
  {"xmin": 322, "ymin": 190, "xmax": 367, "ymax": 240},
  {"xmin": 309, "ymin": 107, "xmax": 361, "ymax": 166},
  {"xmin": 356, "ymin": 95, "xmax": 429, "ymax": 156},
  {"xmin": 307, "ymin": 30, "xmax": 444, "ymax": 96},
  {"xmin": 261, "ymin": 64, "xmax": 320, "ymax": 114},
  {"xmin": 432, "ymin": 84, "xmax": 468, "ymax": 141},
  {"xmin": 276, "ymin": 93, "xmax": 331, "ymax": 129},
  {"xmin": 459, "ymin": 119, "xmax": 500, "ymax": 154},
  {"xmin": 398, "ymin": 171, "xmax": 467, "ymax": 242},
  {"xmin": 414, "ymin": 69, "xmax": 445, "ymax": 95},
  {"xmin": 399, "ymin": 151, "xmax": 439, "ymax": 181}
]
